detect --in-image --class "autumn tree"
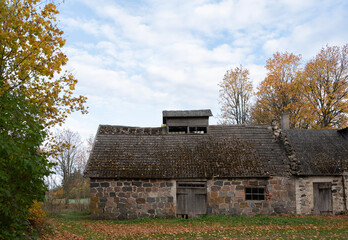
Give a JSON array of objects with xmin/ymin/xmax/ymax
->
[
  {"xmin": 0, "ymin": 1, "xmax": 87, "ymax": 127},
  {"xmin": 0, "ymin": 0, "xmax": 86, "ymax": 237},
  {"xmin": 218, "ymin": 65, "xmax": 253, "ymax": 124},
  {"xmin": 52, "ymin": 129, "xmax": 91, "ymax": 203},
  {"xmin": 53, "ymin": 129, "xmax": 83, "ymax": 203},
  {"xmin": 302, "ymin": 44, "xmax": 348, "ymax": 128},
  {"xmin": 251, "ymin": 45, "xmax": 348, "ymax": 129},
  {"xmin": 70, "ymin": 135, "xmax": 93, "ymax": 201},
  {"xmin": 251, "ymin": 52, "xmax": 304, "ymax": 127}
]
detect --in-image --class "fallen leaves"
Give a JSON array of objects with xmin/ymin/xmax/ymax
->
[{"xmin": 41, "ymin": 214, "xmax": 348, "ymax": 240}]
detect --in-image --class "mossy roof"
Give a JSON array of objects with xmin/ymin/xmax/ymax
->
[
  {"xmin": 84, "ymin": 124, "xmax": 290, "ymax": 179},
  {"xmin": 283, "ymin": 128, "xmax": 348, "ymax": 175}
]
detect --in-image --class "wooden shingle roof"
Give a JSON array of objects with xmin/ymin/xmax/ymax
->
[
  {"xmin": 84, "ymin": 124, "xmax": 290, "ymax": 179},
  {"xmin": 162, "ymin": 109, "xmax": 212, "ymax": 118},
  {"xmin": 283, "ymin": 129, "xmax": 348, "ymax": 175}
]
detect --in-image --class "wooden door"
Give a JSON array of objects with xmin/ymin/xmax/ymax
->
[
  {"xmin": 313, "ymin": 182, "xmax": 333, "ymax": 215},
  {"xmin": 177, "ymin": 181, "xmax": 207, "ymax": 218}
]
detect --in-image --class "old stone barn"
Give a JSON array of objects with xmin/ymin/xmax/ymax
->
[{"xmin": 84, "ymin": 110, "xmax": 348, "ymax": 220}]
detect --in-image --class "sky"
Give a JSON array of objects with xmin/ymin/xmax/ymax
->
[{"xmin": 55, "ymin": 0, "xmax": 348, "ymax": 140}]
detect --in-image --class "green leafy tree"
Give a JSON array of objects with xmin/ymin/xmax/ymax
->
[
  {"xmin": 0, "ymin": 92, "xmax": 53, "ymax": 238},
  {"xmin": 0, "ymin": 0, "xmax": 87, "ymax": 238}
]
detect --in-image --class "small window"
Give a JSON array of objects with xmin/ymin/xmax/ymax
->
[
  {"xmin": 168, "ymin": 126, "xmax": 187, "ymax": 134},
  {"xmin": 168, "ymin": 126, "xmax": 208, "ymax": 134},
  {"xmin": 245, "ymin": 187, "xmax": 265, "ymax": 200},
  {"xmin": 189, "ymin": 127, "xmax": 207, "ymax": 134}
]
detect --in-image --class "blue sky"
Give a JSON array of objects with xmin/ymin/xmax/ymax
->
[{"xmin": 55, "ymin": 0, "xmax": 348, "ymax": 140}]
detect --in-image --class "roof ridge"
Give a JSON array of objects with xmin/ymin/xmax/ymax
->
[{"xmin": 98, "ymin": 125, "xmax": 164, "ymax": 135}]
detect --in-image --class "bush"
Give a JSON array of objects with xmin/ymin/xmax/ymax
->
[{"xmin": 28, "ymin": 201, "xmax": 46, "ymax": 230}]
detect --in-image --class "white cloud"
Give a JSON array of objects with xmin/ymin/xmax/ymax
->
[
  {"xmin": 262, "ymin": 1, "xmax": 348, "ymax": 58},
  {"xmin": 56, "ymin": 0, "xmax": 347, "ymax": 134}
]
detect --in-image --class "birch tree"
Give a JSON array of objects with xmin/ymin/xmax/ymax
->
[
  {"xmin": 53, "ymin": 129, "xmax": 82, "ymax": 204},
  {"xmin": 219, "ymin": 65, "xmax": 253, "ymax": 124}
]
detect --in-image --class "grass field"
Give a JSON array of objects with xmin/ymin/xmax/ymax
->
[
  {"xmin": 42, "ymin": 211, "xmax": 348, "ymax": 239},
  {"xmin": 49, "ymin": 198, "xmax": 90, "ymax": 204}
]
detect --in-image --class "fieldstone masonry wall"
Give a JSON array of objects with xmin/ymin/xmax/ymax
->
[
  {"xmin": 207, "ymin": 177, "xmax": 296, "ymax": 216},
  {"xmin": 296, "ymin": 176, "xmax": 348, "ymax": 215},
  {"xmin": 344, "ymin": 172, "xmax": 348, "ymax": 211},
  {"xmin": 90, "ymin": 177, "xmax": 297, "ymax": 220},
  {"xmin": 90, "ymin": 179, "xmax": 176, "ymax": 220}
]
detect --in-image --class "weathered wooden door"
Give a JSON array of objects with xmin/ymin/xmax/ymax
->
[
  {"xmin": 313, "ymin": 182, "xmax": 333, "ymax": 215},
  {"xmin": 176, "ymin": 181, "xmax": 207, "ymax": 218}
]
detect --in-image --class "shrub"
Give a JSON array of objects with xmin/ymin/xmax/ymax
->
[{"xmin": 28, "ymin": 201, "xmax": 46, "ymax": 230}]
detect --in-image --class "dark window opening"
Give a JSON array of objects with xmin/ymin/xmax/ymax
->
[
  {"xmin": 189, "ymin": 127, "xmax": 207, "ymax": 134},
  {"xmin": 168, "ymin": 126, "xmax": 187, "ymax": 134},
  {"xmin": 245, "ymin": 187, "xmax": 265, "ymax": 200},
  {"xmin": 178, "ymin": 183, "xmax": 206, "ymax": 188},
  {"xmin": 168, "ymin": 126, "xmax": 207, "ymax": 134}
]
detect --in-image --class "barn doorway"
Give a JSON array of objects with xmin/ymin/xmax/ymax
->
[
  {"xmin": 313, "ymin": 182, "xmax": 333, "ymax": 215},
  {"xmin": 176, "ymin": 181, "xmax": 207, "ymax": 218}
]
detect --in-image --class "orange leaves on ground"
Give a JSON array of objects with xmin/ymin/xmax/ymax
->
[
  {"xmin": 85, "ymin": 221, "xmax": 221, "ymax": 236},
  {"xmin": 84, "ymin": 218, "xmax": 347, "ymax": 238},
  {"xmin": 42, "ymin": 215, "xmax": 348, "ymax": 239}
]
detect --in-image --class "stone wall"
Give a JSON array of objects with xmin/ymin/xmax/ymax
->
[
  {"xmin": 90, "ymin": 178, "xmax": 176, "ymax": 220},
  {"xmin": 296, "ymin": 176, "xmax": 348, "ymax": 215},
  {"xmin": 344, "ymin": 172, "xmax": 348, "ymax": 211},
  {"xmin": 207, "ymin": 177, "xmax": 296, "ymax": 216},
  {"xmin": 90, "ymin": 176, "xmax": 297, "ymax": 220}
]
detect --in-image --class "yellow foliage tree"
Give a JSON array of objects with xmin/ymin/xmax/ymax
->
[
  {"xmin": 219, "ymin": 65, "xmax": 253, "ymax": 124},
  {"xmin": 251, "ymin": 52, "xmax": 305, "ymax": 127},
  {"xmin": 0, "ymin": 1, "xmax": 87, "ymax": 237},
  {"xmin": 251, "ymin": 45, "xmax": 348, "ymax": 129},
  {"xmin": 302, "ymin": 44, "xmax": 348, "ymax": 128},
  {"xmin": 0, "ymin": 0, "xmax": 87, "ymax": 128}
]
